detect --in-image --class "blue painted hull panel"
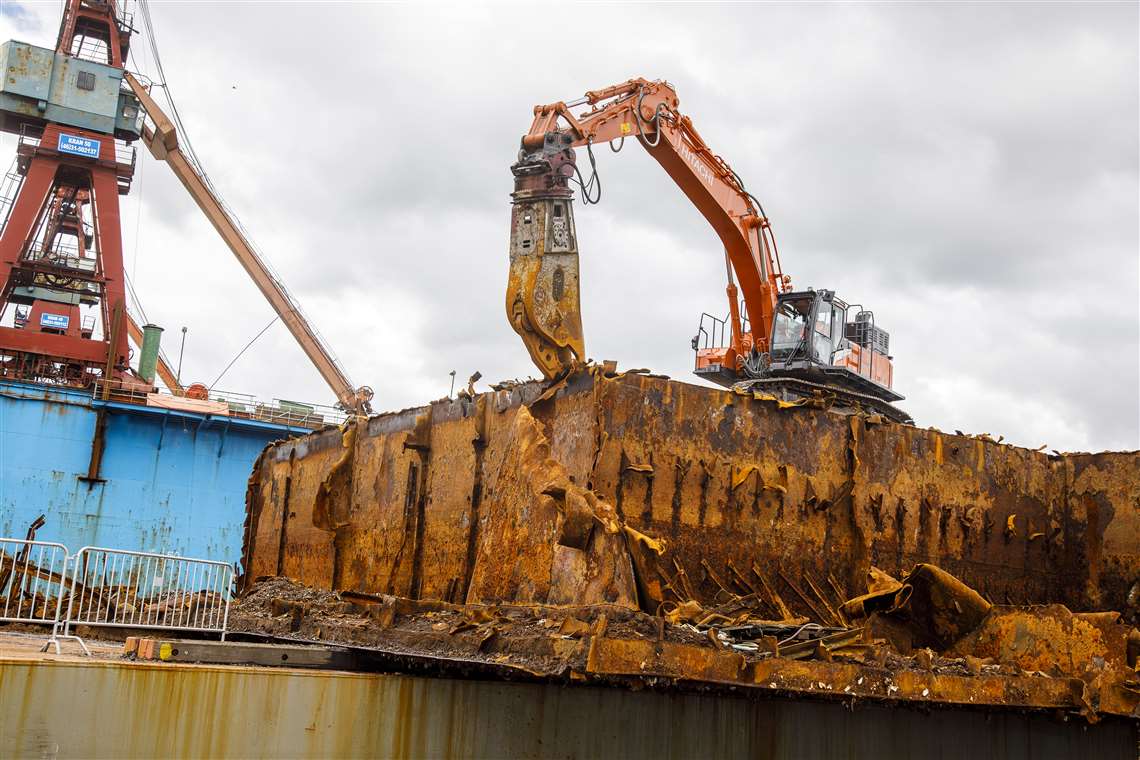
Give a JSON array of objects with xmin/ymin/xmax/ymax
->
[{"xmin": 0, "ymin": 379, "xmax": 305, "ymax": 566}]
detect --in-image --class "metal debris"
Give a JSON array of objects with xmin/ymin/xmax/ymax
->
[{"xmin": 227, "ymin": 571, "xmax": 1140, "ymax": 720}]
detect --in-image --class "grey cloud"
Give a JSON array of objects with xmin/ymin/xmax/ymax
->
[{"xmin": 0, "ymin": 2, "xmax": 44, "ymax": 33}]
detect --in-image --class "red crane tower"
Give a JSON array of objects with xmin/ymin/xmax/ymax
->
[
  {"xmin": 0, "ymin": 0, "xmax": 371, "ymax": 412},
  {"xmin": 0, "ymin": 0, "xmax": 146, "ymax": 388}
]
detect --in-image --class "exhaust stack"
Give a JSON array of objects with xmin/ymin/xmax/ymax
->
[{"xmin": 138, "ymin": 323, "xmax": 164, "ymax": 385}]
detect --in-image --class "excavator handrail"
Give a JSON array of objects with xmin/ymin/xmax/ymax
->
[{"xmin": 123, "ymin": 72, "xmax": 372, "ymax": 415}]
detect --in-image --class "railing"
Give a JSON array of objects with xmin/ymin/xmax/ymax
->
[
  {"xmin": 840, "ymin": 305, "xmax": 882, "ymax": 386},
  {"xmin": 693, "ymin": 302, "xmax": 752, "ymax": 354},
  {"xmin": 116, "ymin": 2, "xmax": 135, "ymax": 34},
  {"xmin": 0, "ymin": 537, "xmax": 233, "ymax": 655},
  {"xmin": 16, "ymin": 129, "xmax": 136, "ymax": 176},
  {"xmin": 0, "ymin": 538, "xmax": 70, "ymax": 629},
  {"xmin": 694, "ymin": 312, "xmax": 730, "ymax": 353},
  {"xmin": 92, "ymin": 378, "xmax": 347, "ymax": 429},
  {"xmin": 114, "ymin": 140, "xmax": 137, "ymax": 171},
  {"xmin": 60, "ymin": 547, "xmax": 232, "ymax": 641},
  {"xmin": 24, "ymin": 241, "xmax": 99, "ymax": 274},
  {"xmin": 0, "ymin": 158, "xmax": 25, "ymax": 237},
  {"xmin": 69, "ymin": 36, "xmax": 112, "ymax": 65}
]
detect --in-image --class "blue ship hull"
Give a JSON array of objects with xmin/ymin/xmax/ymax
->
[{"xmin": 0, "ymin": 379, "xmax": 310, "ymax": 565}]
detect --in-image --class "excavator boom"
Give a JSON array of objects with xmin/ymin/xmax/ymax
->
[{"xmin": 124, "ymin": 73, "xmax": 372, "ymax": 415}]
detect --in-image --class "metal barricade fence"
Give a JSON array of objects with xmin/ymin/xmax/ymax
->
[
  {"xmin": 59, "ymin": 547, "xmax": 233, "ymax": 645},
  {"xmin": 0, "ymin": 539, "xmax": 233, "ymax": 654},
  {"xmin": 0, "ymin": 538, "xmax": 70, "ymax": 628}
]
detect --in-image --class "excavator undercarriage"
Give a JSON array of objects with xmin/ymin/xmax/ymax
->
[{"xmin": 735, "ymin": 376, "xmax": 914, "ymax": 424}]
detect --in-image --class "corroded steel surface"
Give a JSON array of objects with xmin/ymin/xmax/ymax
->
[{"xmin": 242, "ymin": 369, "xmax": 1139, "ymax": 623}]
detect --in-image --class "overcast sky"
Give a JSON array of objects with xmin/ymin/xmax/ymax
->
[{"xmin": 1, "ymin": 1, "xmax": 1136, "ymax": 452}]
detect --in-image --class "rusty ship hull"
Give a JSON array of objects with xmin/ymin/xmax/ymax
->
[{"xmin": 243, "ymin": 368, "xmax": 1139, "ymax": 618}]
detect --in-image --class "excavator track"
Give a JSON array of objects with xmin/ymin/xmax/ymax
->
[{"xmin": 734, "ymin": 375, "xmax": 914, "ymax": 425}]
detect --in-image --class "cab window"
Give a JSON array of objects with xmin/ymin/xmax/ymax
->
[
  {"xmin": 772, "ymin": 298, "xmax": 811, "ymax": 348},
  {"xmin": 812, "ymin": 300, "xmax": 833, "ymax": 362},
  {"xmin": 814, "ymin": 300, "xmax": 832, "ymax": 338}
]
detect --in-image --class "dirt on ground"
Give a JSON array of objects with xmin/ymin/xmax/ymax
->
[{"xmin": 227, "ymin": 577, "xmax": 999, "ymax": 679}]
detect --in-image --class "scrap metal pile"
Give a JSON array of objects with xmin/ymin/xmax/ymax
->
[{"xmin": 238, "ymin": 366, "xmax": 1140, "ymax": 720}]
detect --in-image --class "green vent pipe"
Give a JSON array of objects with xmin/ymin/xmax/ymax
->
[{"xmin": 139, "ymin": 324, "xmax": 164, "ymax": 385}]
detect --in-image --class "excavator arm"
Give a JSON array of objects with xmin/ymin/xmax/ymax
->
[
  {"xmin": 507, "ymin": 78, "xmax": 787, "ymax": 379},
  {"xmin": 124, "ymin": 73, "xmax": 373, "ymax": 415}
]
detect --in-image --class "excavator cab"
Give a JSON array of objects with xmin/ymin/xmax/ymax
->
[
  {"xmin": 761, "ymin": 289, "xmax": 906, "ymax": 411},
  {"xmin": 769, "ymin": 291, "xmax": 843, "ymax": 368}
]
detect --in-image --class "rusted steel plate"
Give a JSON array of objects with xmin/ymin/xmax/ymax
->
[{"xmin": 242, "ymin": 370, "xmax": 1139, "ymax": 621}]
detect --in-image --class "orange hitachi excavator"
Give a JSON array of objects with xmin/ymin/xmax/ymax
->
[{"xmin": 506, "ymin": 78, "xmax": 911, "ymax": 423}]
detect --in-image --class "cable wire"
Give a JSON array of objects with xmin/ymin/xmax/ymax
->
[
  {"xmin": 634, "ymin": 87, "xmax": 665, "ymax": 148},
  {"xmin": 569, "ymin": 138, "xmax": 602, "ymax": 204},
  {"xmin": 209, "ymin": 314, "xmax": 279, "ymax": 390}
]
